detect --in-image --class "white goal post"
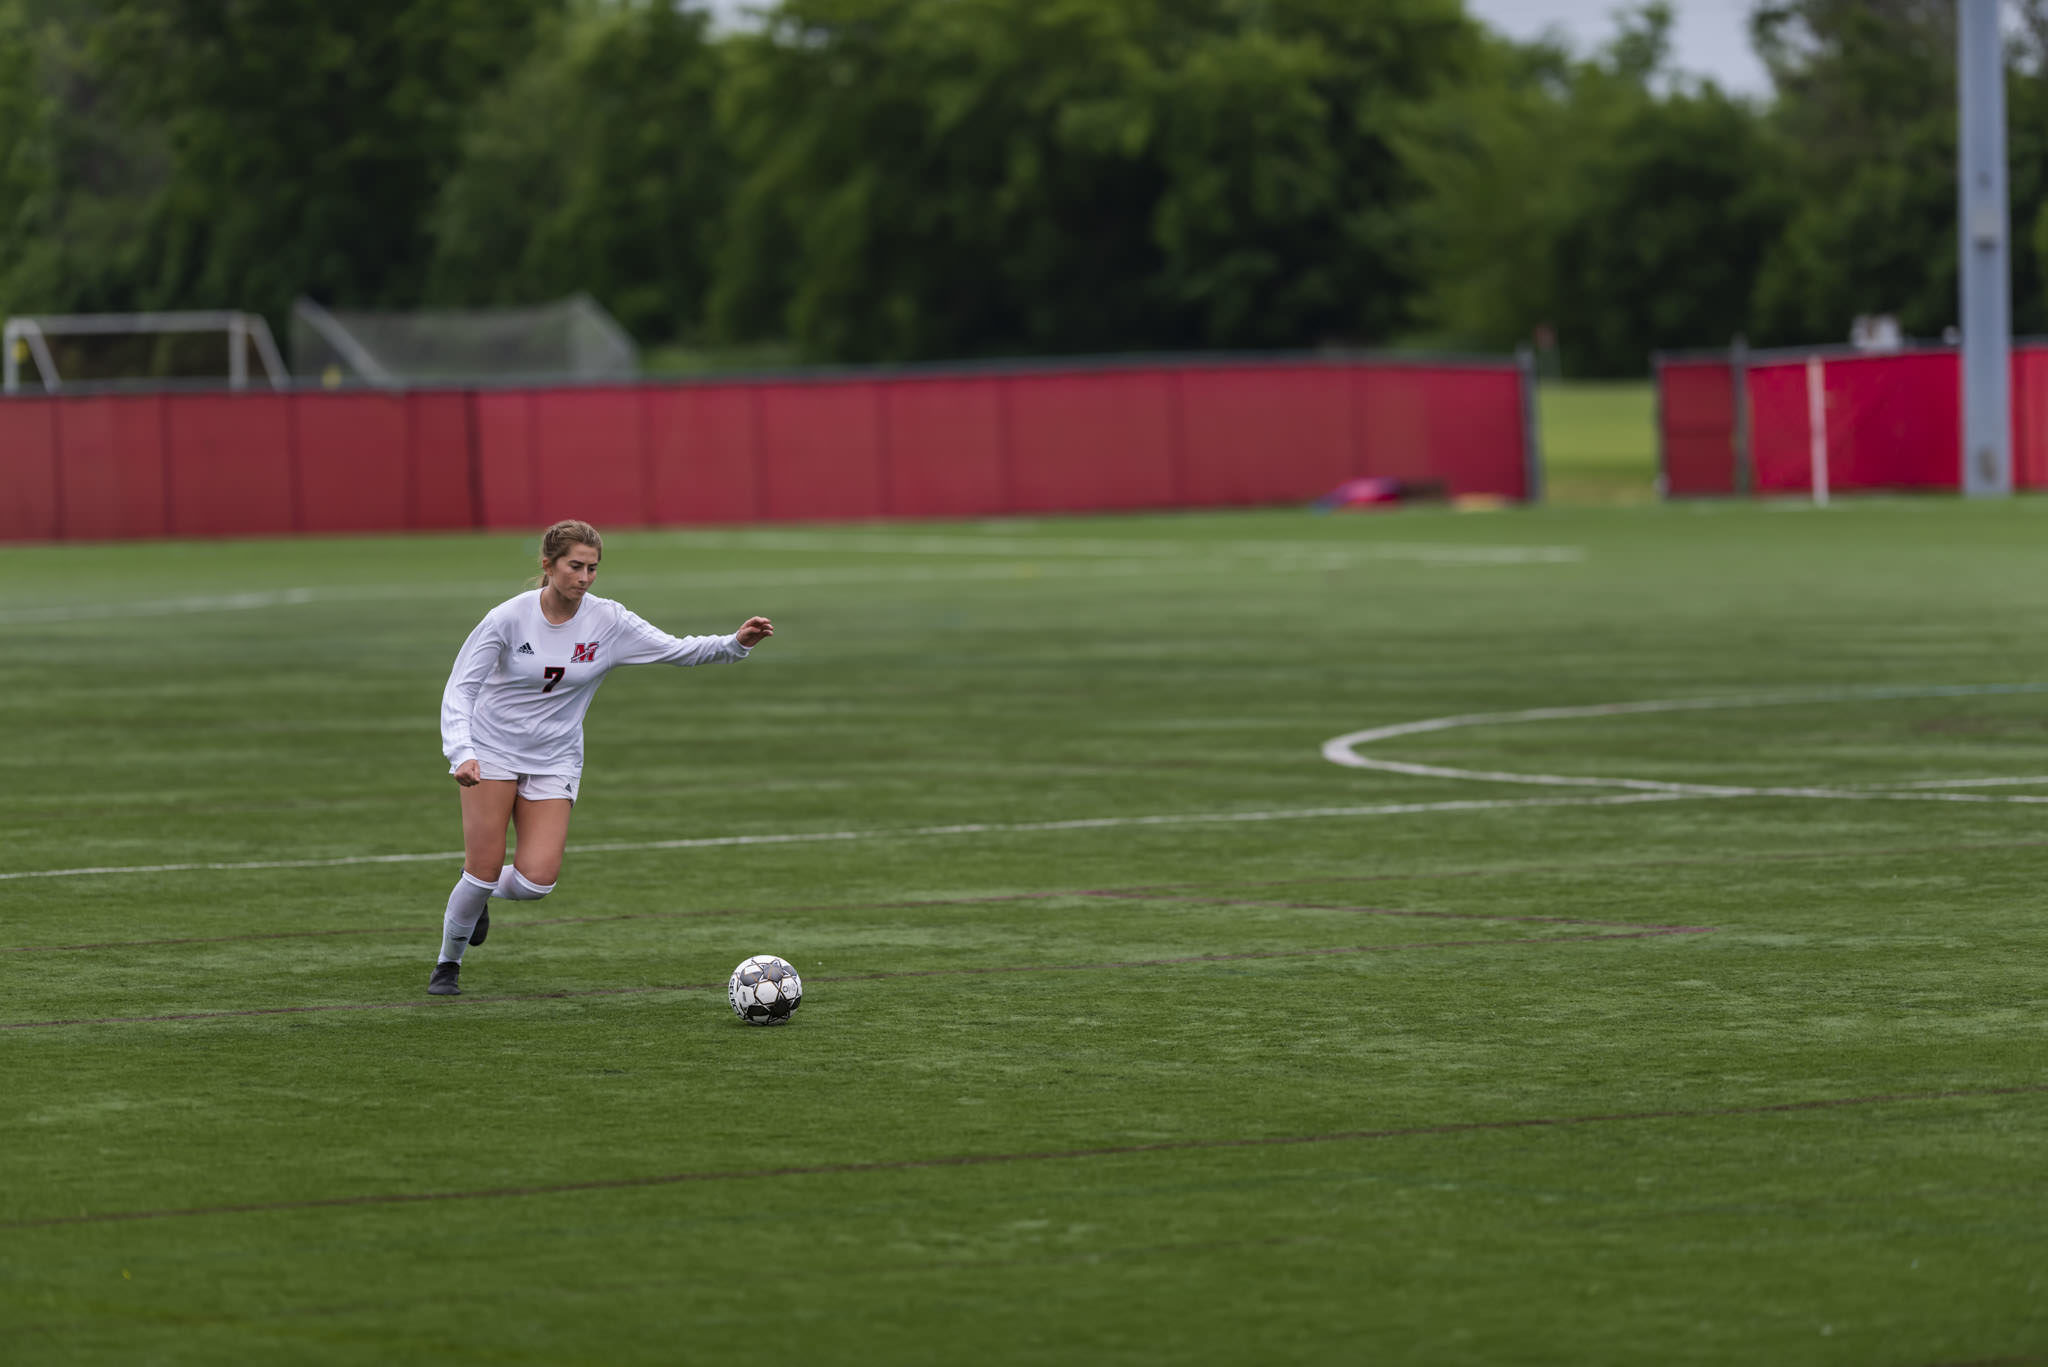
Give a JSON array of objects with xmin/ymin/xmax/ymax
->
[{"xmin": 2, "ymin": 310, "xmax": 289, "ymax": 393}]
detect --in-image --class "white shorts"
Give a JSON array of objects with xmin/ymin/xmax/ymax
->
[{"xmin": 472, "ymin": 760, "xmax": 579, "ymax": 804}]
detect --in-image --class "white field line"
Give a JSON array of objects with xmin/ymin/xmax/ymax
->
[
  {"xmin": 0, "ymin": 792, "xmax": 1685, "ymax": 883},
  {"xmin": 1322, "ymin": 683, "xmax": 2048, "ymax": 801},
  {"xmin": 2, "ymin": 565, "xmax": 1156, "ymax": 625},
  {"xmin": 650, "ymin": 531, "xmax": 1586, "ymax": 564},
  {"xmin": 5, "ymin": 544, "xmax": 1578, "ymax": 626},
  {"xmin": 1866, "ymin": 775, "xmax": 2048, "ymax": 789}
]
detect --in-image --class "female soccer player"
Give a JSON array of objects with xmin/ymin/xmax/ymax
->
[{"xmin": 430, "ymin": 518, "xmax": 772, "ymax": 996}]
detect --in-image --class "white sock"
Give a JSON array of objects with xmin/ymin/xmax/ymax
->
[
  {"xmin": 438, "ymin": 870, "xmax": 496, "ymax": 963},
  {"xmin": 493, "ymin": 867, "xmax": 555, "ymax": 901}
]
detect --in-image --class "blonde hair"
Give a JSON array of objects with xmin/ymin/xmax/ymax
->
[{"xmin": 530, "ymin": 519, "xmax": 603, "ymax": 588}]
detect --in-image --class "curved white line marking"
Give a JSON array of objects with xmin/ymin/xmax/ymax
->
[{"xmin": 1322, "ymin": 684, "xmax": 2048, "ymax": 803}]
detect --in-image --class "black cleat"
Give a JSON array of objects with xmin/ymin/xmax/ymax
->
[
  {"xmin": 428, "ymin": 961, "xmax": 462, "ymax": 996},
  {"xmin": 471, "ymin": 906, "xmax": 490, "ymax": 947}
]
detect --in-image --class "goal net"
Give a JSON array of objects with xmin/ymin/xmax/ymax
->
[
  {"xmin": 3, "ymin": 311, "xmax": 288, "ymax": 393},
  {"xmin": 290, "ymin": 294, "xmax": 639, "ymax": 386}
]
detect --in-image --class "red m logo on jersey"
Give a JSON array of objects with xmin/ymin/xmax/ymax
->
[{"xmin": 571, "ymin": 642, "xmax": 599, "ymax": 663}]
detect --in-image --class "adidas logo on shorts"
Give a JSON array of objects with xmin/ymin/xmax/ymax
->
[{"xmin": 517, "ymin": 642, "xmax": 534, "ymax": 655}]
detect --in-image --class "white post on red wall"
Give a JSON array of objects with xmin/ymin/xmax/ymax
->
[
  {"xmin": 1806, "ymin": 354, "xmax": 1829, "ymax": 507},
  {"xmin": 1959, "ymin": 0, "xmax": 2011, "ymax": 496}
]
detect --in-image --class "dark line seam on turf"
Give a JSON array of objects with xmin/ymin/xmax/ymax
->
[
  {"xmin": 7, "ymin": 835, "xmax": 2039, "ymax": 952},
  {"xmin": 6, "ymin": 1083, "xmax": 2041, "ymax": 1230},
  {"xmin": 0, "ymin": 889, "xmax": 1689, "ymax": 953},
  {"xmin": 1079, "ymin": 891, "xmax": 1703, "ymax": 930},
  {"xmin": 0, "ymin": 927, "xmax": 1713, "ymax": 1029}
]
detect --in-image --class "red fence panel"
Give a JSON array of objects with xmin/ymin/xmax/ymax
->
[
  {"xmin": 9, "ymin": 355, "xmax": 1534, "ymax": 541},
  {"xmin": 474, "ymin": 391, "xmax": 536, "ymax": 530},
  {"xmin": 406, "ymin": 391, "xmax": 476, "ymax": 530},
  {"xmin": 532, "ymin": 387, "xmax": 647, "ymax": 529},
  {"xmin": 646, "ymin": 386, "xmax": 761, "ymax": 525},
  {"xmin": 1419, "ymin": 367, "xmax": 1526, "ymax": 497},
  {"xmin": 882, "ymin": 377, "xmax": 1008, "ymax": 518},
  {"xmin": 0, "ymin": 399, "xmax": 59, "ymax": 541},
  {"xmin": 1355, "ymin": 366, "xmax": 1527, "ymax": 498},
  {"xmin": 1746, "ymin": 361, "xmax": 1812, "ymax": 494},
  {"xmin": 57, "ymin": 396, "xmax": 167, "ymax": 540},
  {"xmin": 757, "ymin": 382, "xmax": 887, "ymax": 521},
  {"xmin": 1747, "ymin": 353, "xmax": 1960, "ymax": 496},
  {"xmin": 2012, "ymin": 347, "xmax": 2048, "ymax": 490},
  {"xmin": 1658, "ymin": 359, "xmax": 1737, "ymax": 496},
  {"xmin": 1825, "ymin": 353, "xmax": 1958, "ymax": 491},
  {"xmin": 1004, "ymin": 369, "xmax": 1178, "ymax": 512},
  {"xmin": 1178, "ymin": 366, "xmax": 1353, "ymax": 506},
  {"xmin": 164, "ymin": 394, "xmax": 294, "ymax": 537},
  {"xmin": 294, "ymin": 392, "xmax": 409, "ymax": 535}
]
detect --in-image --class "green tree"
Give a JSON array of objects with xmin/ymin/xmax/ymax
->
[
  {"xmin": 1544, "ymin": 84, "xmax": 1791, "ymax": 373},
  {"xmin": 1747, "ymin": 0, "xmax": 1959, "ymax": 343},
  {"xmin": 712, "ymin": 0, "xmax": 1481, "ymax": 363},
  {"xmin": 426, "ymin": 1, "xmax": 731, "ymax": 342},
  {"xmin": 0, "ymin": 0, "xmax": 170, "ymax": 320},
  {"xmin": 86, "ymin": 0, "xmax": 556, "ymax": 327},
  {"xmin": 1402, "ymin": 4, "xmax": 1790, "ymax": 374}
]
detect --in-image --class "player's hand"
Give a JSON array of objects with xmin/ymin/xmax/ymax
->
[
  {"xmin": 736, "ymin": 616, "xmax": 774, "ymax": 648},
  {"xmin": 452, "ymin": 759, "xmax": 481, "ymax": 787}
]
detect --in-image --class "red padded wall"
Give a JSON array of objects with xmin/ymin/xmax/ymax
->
[
  {"xmin": 0, "ymin": 399, "xmax": 59, "ymax": 540},
  {"xmin": 646, "ymin": 386, "xmax": 761, "ymax": 524},
  {"xmin": 406, "ymin": 391, "xmax": 476, "ymax": 530},
  {"xmin": 1832, "ymin": 353, "xmax": 1957, "ymax": 490},
  {"xmin": 1746, "ymin": 362, "xmax": 1812, "ymax": 494},
  {"xmin": 1004, "ymin": 370, "xmax": 1177, "ymax": 512},
  {"xmin": 6, "ymin": 356, "xmax": 1536, "ymax": 542},
  {"xmin": 2010, "ymin": 348, "xmax": 2048, "ymax": 491},
  {"xmin": 57, "ymin": 396, "xmax": 168, "ymax": 540},
  {"xmin": 293, "ymin": 392, "xmax": 409, "ymax": 534},
  {"xmin": 757, "ymin": 382, "xmax": 887, "ymax": 521},
  {"xmin": 474, "ymin": 391, "xmax": 536, "ymax": 530},
  {"xmin": 164, "ymin": 394, "xmax": 294, "ymax": 537},
  {"xmin": 1658, "ymin": 360, "xmax": 1737, "ymax": 496},
  {"xmin": 1417, "ymin": 367, "xmax": 1525, "ymax": 497},
  {"xmin": 1749, "ymin": 354, "xmax": 1960, "ymax": 495},
  {"xmin": 531, "ymin": 387, "xmax": 647, "ymax": 528},
  {"xmin": 1352, "ymin": 367, "xmax": 1431, "ymax": 484},
  {"xmin": 1355, "ymin": 367, "xmax": 1525, "ymax": 497},
  {"xmin": 881, "ymin": 377, "xmax": 1008, "ymax": 518},
  {"xmin": 1178, "ymin": 366, "xmax": 1353, "ymax": 506}
]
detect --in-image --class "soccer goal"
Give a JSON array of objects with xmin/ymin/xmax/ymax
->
[
  {"xmin": 290, "ymin": 293, "xmax": 638, "ymax": 387},
  {"xmin": 2, "ymin": 311, "xmax": 289, "ymax": 393}
]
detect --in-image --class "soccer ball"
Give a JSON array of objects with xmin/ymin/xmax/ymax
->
[{"xmin": 727, "ymin": 955, "xmax": 803, "ymax": 1026}]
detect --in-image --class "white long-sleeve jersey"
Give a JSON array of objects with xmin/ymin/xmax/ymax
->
[{"xmin": 441, "ymin": 591, "xmax": 750, "ymax": 775}]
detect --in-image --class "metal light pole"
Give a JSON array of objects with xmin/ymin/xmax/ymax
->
[{"xmin": 1959, "ymin": 0, "xmax": 2011, "ymax": 496}]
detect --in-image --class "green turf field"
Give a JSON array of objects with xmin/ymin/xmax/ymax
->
[{"xmin": 5, "ymin": 501, "xmax": 2046, "ymax": 1365}]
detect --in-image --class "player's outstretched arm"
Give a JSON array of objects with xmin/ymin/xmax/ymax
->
[{"xmin": 614, "ymin": 606, "xmax": 768, "ymax": 666}]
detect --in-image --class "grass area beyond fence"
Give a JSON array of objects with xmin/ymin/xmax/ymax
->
[{"xmin": 1540, "ymin": 380, "xmax": 1658, "ymax": 505}]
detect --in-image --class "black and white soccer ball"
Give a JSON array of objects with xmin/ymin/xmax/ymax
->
[{"xmin": 727, "ymin": 955, "xmax": 803, "ymax": 1026}]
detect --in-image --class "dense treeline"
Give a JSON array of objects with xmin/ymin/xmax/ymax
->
[{"xmin": 2, "ymin": 0, "xmax": 2046, "ymax": 375}]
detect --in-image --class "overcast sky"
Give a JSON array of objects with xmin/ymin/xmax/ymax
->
[
  {"xmin": 702, "ymin": 1, "xmax": 1774, "ymax": 96},
  {"xmin": 1468, "ymin": 0, "xmax": 1770, "ymax": 94}
]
